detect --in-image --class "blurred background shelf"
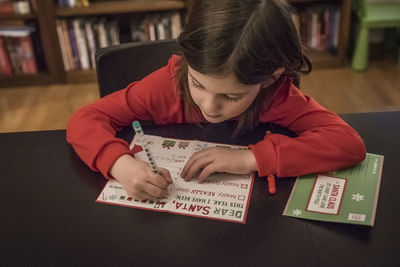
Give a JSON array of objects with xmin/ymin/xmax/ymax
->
[
  {"xmin": 0, "ymin": 0, "xmax": 189, "ymax": 87},
  {"xmin": 0, "ymin": 13, "xmax": 36, "ymax": 20},
  {"xmin": 0, "ymin": 72, "xmax": 55, "ymax": 86},
  {"xmin": 307, "ymin": 50, "xmax": 345, "ymax": 68},
  {"xmin": 66, "ymin": 69, "xmax": 97, "ymax": 83},
  {"xmin": 56, "ymin": 1, "xmax": 186, "ymax": 16},
  {"xmin": 1, "ymin": 0, "xmax": 399, "ymax": 133},
  {"xmin": 0, "ymin": 0, "xmax": 353, "ymax": 87}
]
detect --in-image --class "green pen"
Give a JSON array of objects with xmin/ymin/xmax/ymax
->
[{"xmin": 132, "ymin": 120, "xmax": 158, "ymax": 173}]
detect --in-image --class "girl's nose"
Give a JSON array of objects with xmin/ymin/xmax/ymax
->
[{"xmin": 201, "ymin": 94, "xmax": 221, "ymax": 113}]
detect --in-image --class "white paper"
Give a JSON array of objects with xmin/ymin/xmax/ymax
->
[{"xmin": 97, "ymin": 135, "xmax": 254, "ymax": 223}]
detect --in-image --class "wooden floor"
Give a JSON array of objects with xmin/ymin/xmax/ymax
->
[{"xmin": 1, "ymin": 58, "xmax": 399, "ymax": 133}]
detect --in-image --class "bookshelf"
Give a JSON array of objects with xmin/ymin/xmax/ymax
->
[
  {"xmin": 290, "ymin": 0, "xmax": 352, "ymax": 68},
  {"xmin": 56, "ymin": 1, "xmax": 186, "ymax": 16},
  {"xmin": 0, "ymin": 0, "xmax": 188, "ymax": 87},
  {"xmin": 0, "ymin": 0, "xmax": 62, "ymax": 86},
  {"xmin": 0, "ymin": 13, "xmax": 36, "ymax": 20},
  {"xmin": 0, "ymin": 0, "xmax": 350, "ymax": 88}
]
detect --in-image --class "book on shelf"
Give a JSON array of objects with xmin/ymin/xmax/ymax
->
[
  {"xmin": 0, "ymin": 25, "xmax": 38, "ymax": 77},
  {"xmin": 83, "ymin": 18, "xmax": 97, "ymax": 68},
  {"xmin": 0, "ymin": 36, "xmax": 11, "ymax": 76},
  {"xmin": 66, "ymin": 20, "xmax": 81, "ymax": 69},
  {"xmin": 57, "ymin": 0, "xmax": 89, "ymax": 8},
  {"xmin": 73, "ymin": 19, "xmax": 90, "ymax": 70},
  {"xmin": 56, "ymin": 0, "xmax": 183, "ymax": 8},
  {"xmin": 56, "ymin": 11, "xmax": 182, "ymax": 71},
  {"xmin": 0, "ymin": 0, "xmax": 33, "ymax": 15},
  {"xmin": 57, "ymin": 19, "xmax": 73, "ymax": 70},
  {"xmin": 291, "ymin": 5, "xmax": 341, "ymax": 53},
  {"xmin": 56, "ymin": 20, "xmax": 69, "ymax": 71},
  {"xmin": 130, "ymin": 12, "xmax": 182, "ymax": 42}
]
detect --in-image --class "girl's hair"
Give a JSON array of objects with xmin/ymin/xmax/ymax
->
[{"xmin": 177, "ymin": 0, "xmax": 312, "ymax": 134}]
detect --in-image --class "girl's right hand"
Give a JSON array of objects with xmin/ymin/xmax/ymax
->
[{"xmin": 110, "ymin": 154, "xmax": 173, "ymax": 200}]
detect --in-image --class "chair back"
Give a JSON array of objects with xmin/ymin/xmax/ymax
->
[
  {"xmin": 95, "ymin": 39, "xmax": 300, "ymax": 97},
  {"xmin": 95, "ymin": 40, "xmax": 180, "ymax": 97}
]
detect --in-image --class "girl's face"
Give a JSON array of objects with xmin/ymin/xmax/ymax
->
[{"xmin": 188, "ymin": 66, "xmax": 279, "ymax": 123}]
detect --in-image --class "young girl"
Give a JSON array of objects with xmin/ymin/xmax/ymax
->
[{"xmin": 66, "ymin": 0, "xmax": 366, "ymax": 201}]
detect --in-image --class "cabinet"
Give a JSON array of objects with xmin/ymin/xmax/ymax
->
[{"xmin": 0, "ymin": 0, "xmax": 350, "ymax": 87}]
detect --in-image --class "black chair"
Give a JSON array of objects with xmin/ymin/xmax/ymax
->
[
  {"xmin": 95, "ymin": 39, "xmax": 180, "ymax": 98},
  {"xmin": 95, "ymin": 39, "xmax": 300, "ymax": 98}
]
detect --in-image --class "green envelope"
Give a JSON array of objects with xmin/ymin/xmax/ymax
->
[{"xmin": 283, "ymin": 153, "xmax": 384, "ymax": 226}]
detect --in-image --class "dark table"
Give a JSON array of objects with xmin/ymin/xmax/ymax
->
[{"xmin": 1, "ymin": 112, "xmax": 399, "ymax": 266}]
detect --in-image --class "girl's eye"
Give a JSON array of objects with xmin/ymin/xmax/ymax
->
[
  {"xmin": 191, "ymin": 80, "xmax": 202, "ymax": 89},
  {"xmin": 224, "ymin": 95, "xmax": 241, "ymax": 102},
  {"xmin": 190, "ymin": 78, "xmax": 241, "ymax": 102}
]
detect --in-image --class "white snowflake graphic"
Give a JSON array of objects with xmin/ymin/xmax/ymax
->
[
  {"xmin": 194, "ymin": 143, "xmax": 208, "ymax": 152},
  {"xmin": 292, "ymin": 209, "xmax": 302, "ymax": 216},
  {"xmin": 352, "ymin": 193, "xmax": 365, "ymax": 202}
]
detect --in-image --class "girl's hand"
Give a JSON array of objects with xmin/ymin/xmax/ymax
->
[
  {"xmin": 110, "ymin": 154, "xmax": 173, "ymax": 200},
  {"xmin": 180, "ymin": 147, "xmax": 258, "ymax": 183}
]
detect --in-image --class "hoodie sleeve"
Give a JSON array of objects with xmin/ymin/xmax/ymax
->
[
  {"xmin": 249, "ymin": 80, "xmax": 366, "ymax": 177},
  {"xmin": 66, "ymin": 55, "xmax": 182, "ymax": 178}
]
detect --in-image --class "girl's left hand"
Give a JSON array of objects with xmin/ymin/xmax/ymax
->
[{"xmin": 180, "ymin": 147, "xmax": 258, "ymax": 183}]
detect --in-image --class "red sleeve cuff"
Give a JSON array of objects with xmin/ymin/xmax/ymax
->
[
  {"xmin": 95, "ymin": 142, "xmax": 132, "ymax": 179},
  {"xmin": 96, "ymin": 141, "xmax": 145, "ymax": 179},
  {"xmin": 248, "ymin": 138, "xmax": 278, "ymax": 177}
]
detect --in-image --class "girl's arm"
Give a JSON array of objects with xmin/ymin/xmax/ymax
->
[
  {"xmin": 250, "ymin": 80, "xmax": 366, "ymax": 177},
  {"xmin": 66, "ymin": 56, "xmax": 182, "ymax": 178},
  {"xmin": 66, "ymin": 84, "xmax": 145, "ymax": 178}
]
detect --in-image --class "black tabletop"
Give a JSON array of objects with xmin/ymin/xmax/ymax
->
[{"xmin": 1, "ymin": 112, "xmax": 399, "ymax": 267}]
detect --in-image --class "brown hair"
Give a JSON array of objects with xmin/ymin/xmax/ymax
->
[{"xmin": 177, "ymin": 0, "xmax": 311, "ymax": 134}]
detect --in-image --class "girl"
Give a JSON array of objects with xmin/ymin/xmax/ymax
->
[{"xmin": 66, "ymin": 0, "xmax": 366, "ymax": 201}]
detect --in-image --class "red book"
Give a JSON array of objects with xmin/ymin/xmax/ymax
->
[
  {"xmin": 0, "ymin": 36, "xmax": 12, "ymax": 76},
  {"xmin": 4, "ymin": 37, "xmax": 23, "ymax": 75},
  {"xmin": 0, "ymin": 2, "xmax": 14, "ymax": 14},
  {"xmin": 18, "ymin": 34, "xmax": 37, "ymax": 74}
]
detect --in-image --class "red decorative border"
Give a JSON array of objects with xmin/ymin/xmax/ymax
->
[{"xmin": 96, "ymin": 172, "xmax": 255, "ymax": 224}]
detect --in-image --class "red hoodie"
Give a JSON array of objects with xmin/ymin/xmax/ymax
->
[{"xmin": 66, "ymin": 55, "xmax": 366, "ymax": 179}]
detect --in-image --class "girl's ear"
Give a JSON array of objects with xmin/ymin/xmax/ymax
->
[
  {"xmin": 273, "ymin": 67, "xmax": 285, "ymax": 77},
  {"xmin": 261, "ymin": 67, "xmax": 285, "ymax": 88}
]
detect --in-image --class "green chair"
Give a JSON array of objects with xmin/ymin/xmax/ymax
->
[{"xmin": 351, "ymin": 0, "xmax": 400, "ymax": 71}]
